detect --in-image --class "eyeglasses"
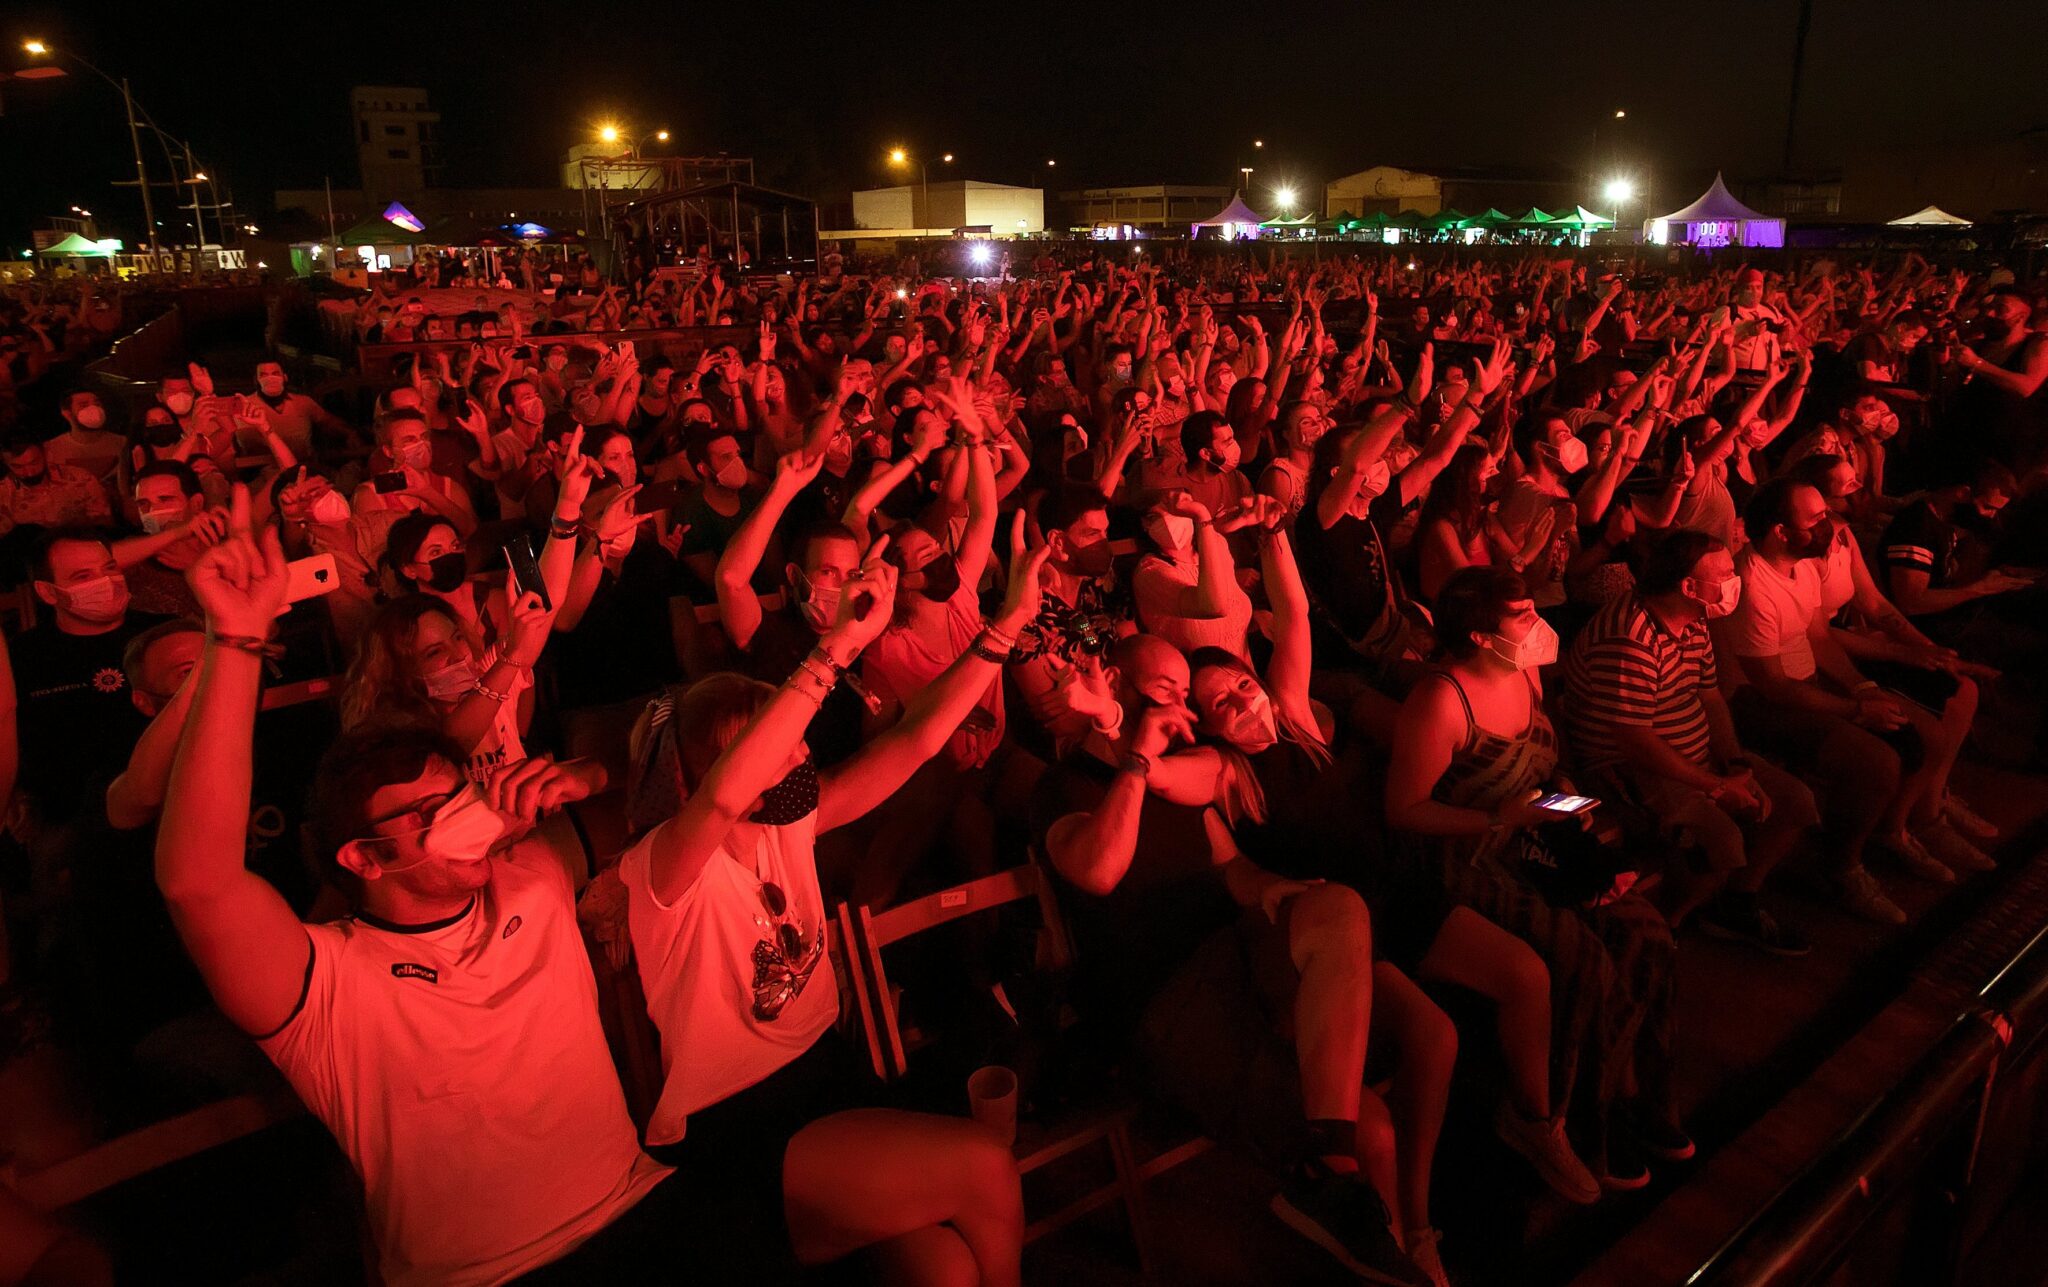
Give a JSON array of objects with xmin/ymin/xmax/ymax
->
[
  {"xmin": 750, "ymin": 879, "xmax": 823, "ymax": 1021},
  {"xmin": 358, "ymin": 788, "xmax": 460, "ymax": 843}
]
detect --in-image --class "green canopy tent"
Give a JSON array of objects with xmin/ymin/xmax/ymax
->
[
  {"xmin": 1572, "ymin": 205, "xmax": 1615, "ymax": 227},
  {"xmin": 337, "ymin": 216, "xmax": 431, "ymax": 247},
  {"xmin": 1430, "ymin": 209, "xmax": 1472, "ymax": 231},
  {"xmin": 38, "ymin": 232, "xmax": 116, "ymax": 258},
  {"xmin": 1514, "ymin": 208, "xmax": 1558, "ymax": 227},
  {"xmin": 1472, "ymin": 208, "xmax": 1516, "ymax": 228}
]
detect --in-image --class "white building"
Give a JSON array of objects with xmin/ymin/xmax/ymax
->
[
  {"xmin": 352, "ymin": 86, "xmax": 441, "ymax": 202},
  {"xmin": 850, "ymin": 180, "xmax": 1044, "ymax": 234}
]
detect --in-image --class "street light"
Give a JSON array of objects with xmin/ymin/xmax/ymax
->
[
  {"xmin": 599, "ymin": 123, "xmax": 620, "ymax": 144},
  {"xmin": 1604, "ymin": 178, "xmax": 1637, "ymax": 241},
  {"xmin": 1274, "ymin": 185, "xmax": 1297, "ymax": 212},
  {"xmin": 22, "ymin": 39, "xmax": 162, "ymax": 258},
  {"xmin": 1614, "ymin": 109, "xmax": 1627, "ymax": 120},
  {"xmin": 889, "ymin": 147, "xmax": 954, "ymax": 229}
]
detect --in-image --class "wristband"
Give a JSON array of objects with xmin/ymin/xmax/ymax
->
[
  {"xmin": 208, "ymin": 630, "xmax": 275, "ymax": 657},
  {"xmin": 806, "ymin": 646, "xmax": 846, "ymax": 678},
  {"xmin": 968, "ymin": 636, "xmax": 1011, "ymax": 665},
  {"xmin": 795, "ymin": 657, "xmax": 839, "ymax": 691},
  {"xmin": 1120, "ymin": 751, "xmax": 1152, "ymax": 778},
  {"xmin": 1091, "ymin": 703, "xmax": 1126, "ymax": 740}
]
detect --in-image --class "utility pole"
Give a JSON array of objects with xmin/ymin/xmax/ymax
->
[
  {"xmin": 1782, "ymin": 0, "xmax": 1814, "ymax": 173},
  {"xmin": 185, "ymin": 141, "xmax": 207, "ymax": 255},
  {"xmin": 122, "ymin": 78, "xmax": 161, "ymax": 261}
]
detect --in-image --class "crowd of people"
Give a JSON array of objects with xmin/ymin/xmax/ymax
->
[{"xmin": 1, "ymin": 242, "xmax": 2045, "ymax": 1286}]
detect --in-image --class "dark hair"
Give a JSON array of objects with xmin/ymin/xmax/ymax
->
[
  {"xmin": 682, "ymin": 425, "xmax": 737, "ymax": 471},
  {"xmin": 134, "ymin": 459, "xmax": 202, "ymax": 498},
  {"xmin": 32, "ymin": 526, "xmax": 113, "ymax": 582},
  {"xmin": 1037, "ymin": 484, "xmax": 1108, "ymax": 538},
  {"xmin": 1789, "ymin": 452, "xmax": 1850, "ymax": 491},
  {"xmin": 793, "ymin": 520, "xmax": 859, "ymax": 564},
  {"xmin": 1639, "ymin": 528, "xmax": 1726, "ymax": 595},
  {"xmin": 1179, "ymin": 411, "xmax": 1228, "ymax": 464},
  {"xmin": 1974, "ymin": 461, "xmax": 2019, "ymax": 498},
  {"xmin": 122, "ymin": 617, "xmax": 205, "ymax": 692},
  {"xmin": 2, "ymin": 429, "xmax": 44, "ymax": 457},
  {"xmin": 1431, "ymin": 566, "xmax": 1528, "ymax": 658},
  {"xmin": 384, "ymin": 512, "xmax": 459, "ymax": 586},
  {"xmin": 309, "ymin": 725, "xmax": 468, "ymax": 895},
  {"xmin": 1741, "ymin": 476, "xmax": 1807, "ymax": 543},
  {"xmin": 1418, "ymin": 443, "xmax": 1493, "ymax": 539},
  {"xmin": 881, "ymin": 377, "xmax": 920, "ymax": 413}
]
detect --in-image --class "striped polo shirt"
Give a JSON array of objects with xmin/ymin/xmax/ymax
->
[{"xmin": 1562, "ymin": 592, "xmax": 1717, "ymax": 772}]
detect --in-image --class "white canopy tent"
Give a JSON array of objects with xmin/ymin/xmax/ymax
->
[
  {"xmin": 1888, "ymin": 205, "xmax": 1973, "ymax": 227},
  {"xmin": 1192, "ymin": 193, "xmax": 1266, "ymax": 239},
  {"xmin": 1646, "ymin": 173, "xmax": 1785, "ymax": 249}
]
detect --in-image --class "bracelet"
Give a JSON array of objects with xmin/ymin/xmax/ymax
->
[
  {"xmin": 795, "ymin": 657, "xmax": 839, "ymax": 691},
  {"xmin": 968, "ymin": 636, "xmax": 1011, "ymax": 664},
  {"xmin": 1091, "ymin": 703, "xmax": 1126, "ymax": 740},
  {"xmin": 806, "ymin": 647, "xmax": 846, "ymax": 678},
  {"xmin": 784, "ymin": 669, "xmax": 829, "ymax": 704},
  {"xmin": 472, "ymin": 679, "xmax": 515, "ymax": 704},
  {"xmin": 1120, "ymin": 751, "xmax": 1152, "ymax": 778},
  {"xmin": 208, "ymin": 631, "xmax": 273, "ymax": 657},
  {"xmin": 978, "ymin": 619, "xmax": 1018, "ymax": 649}
]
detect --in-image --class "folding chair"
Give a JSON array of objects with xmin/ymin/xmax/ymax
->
[
  {"xmin": 836, "ymin": 860, "xmax": 1163, "ymax": 1268},
  {"xmin": 12, "ymin": 1089, "xmax": 307, "ymax": 1214}
]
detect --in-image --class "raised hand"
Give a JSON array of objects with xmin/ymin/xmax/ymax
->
[
  {"xmin": 820, "ymin": 534, "xmax": 900, "ymax": 662},
  {"xmin": 993, "ymin": 511, "xmax": 1053, "ymax": 635},
  {"xmin": 457, "ymin": 398, "xmax": 490, "ymax": 439},
  {"xmin": 186, "ymin": 361, "xmax": 216, "ymax": 397},
  {"xmin": 502, "ymin": 577, "xmax": 553, "ymax": 668},
  {"xmin": 186, "ymin": 484, "xmax": 288, "ymax": 635}
]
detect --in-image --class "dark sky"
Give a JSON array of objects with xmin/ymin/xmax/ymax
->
[{"xmin": 2, "ymin": 0, "xmax": 2042, "ymax": 247}]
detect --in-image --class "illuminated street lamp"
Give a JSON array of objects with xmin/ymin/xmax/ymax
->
[
  {"xmin": 889, "ymin": 147, "xmax": 954, "ymax": 229},
  {"xmin": 22, "ymin": 39, "xmax": 162, "ymax": 258},
  {"xmin": 1274, "ymin": 185, "xmax": 1297, "ymax": 213},
  {"xmin": 1604, "ymin": 177, "xmax": 1637, "ymax": 240}
]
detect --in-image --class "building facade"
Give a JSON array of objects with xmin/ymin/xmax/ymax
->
[
  {"xmin": 1322, "ymin": 164, "xmax": 1585, "ymax": 219},
  {"xmin": 850, "ymin": 180, "xmax": 1045, "ymax": 233},
  {"xmin": 352, "ymin": 86, "xmax": 442, "ymax": 202},
  {"xmin": 1056, "ymin": 185, "xmax": 1233, "ymax": 233}
]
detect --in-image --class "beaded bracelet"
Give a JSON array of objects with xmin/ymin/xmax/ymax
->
[
  {"xmin": 968, "ymin": 635, "xmax": 1011, "ymax": 665},
  {"xmin": 473, "ymin": 679, "xmax": 515, "ymax": 704},
  {"xmin": 795, "ymin": 657, "xmax": 839, "ymax": 691}
]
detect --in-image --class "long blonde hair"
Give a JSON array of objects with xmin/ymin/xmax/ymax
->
[{"xmin": 341, "ymin": 594, "xmax": 460, "ymax": 734}]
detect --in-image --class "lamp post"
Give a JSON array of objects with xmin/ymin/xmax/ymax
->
[
  {"xmin": 23, "ymin": 40, "xmax": 161, "ymax": 260},
  {"xmin": 888, "ymin": 148, "xmax": 954, "ymax": 231},
  {"xmin": 1603, "ymin": 177, "xmax": 1636, "ymax": 242}
]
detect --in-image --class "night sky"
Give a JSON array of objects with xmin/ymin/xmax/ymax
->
[{"xmin": 1, "ymin": 0, "xmax": 2041, "ymax": 247}]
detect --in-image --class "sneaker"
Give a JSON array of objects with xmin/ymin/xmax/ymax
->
[
  {"xmin": 1404, "ymin": 1226, "xmax": 1452, "ymax": 1287},
  {"xmin": 1600, "ymin": 1131, "xmax": 1652, "ymax": 1192},
  {"xmin": 1917, "ymin": 820, "xmax": 1996, "ymax": 874},
  {"xmin": 1699, "ymin": 899, "xmax": 1811, "ymax": 957},
  {"xmin": 1835, "ymin": 866, "xmax": 1907, "ymax": 925},
  {"xmin": 1270, "ymin": 1165, "xmax": 1433, "ymax": 1286},
  {"xmin": 1621, "ymin": 1107, "xmax": 1696, "ymax": 1162},
  {"xmin": 1943, "ymin": 795, "xmax": 1999, "ymax": 843},
  {"xmin": 1493, "ymin": 1101, "xmax": 1601, "ymax": 1205},
  {"xmin": 1877, "ymin": 831, "xmax": 1957, "ymax": 885}
]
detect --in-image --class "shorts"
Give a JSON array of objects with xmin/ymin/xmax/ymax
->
[
  {"xmin": 1859, "ymin": 659, "xmax": 1962, "ymax": 715},
  {"xmin": 527, "ymin": 1031, "xmax": 868, "ymax": 1284},
  {"xmin": 1625, "ymin": 757, "xmax": 1820, "ymax": 874}
]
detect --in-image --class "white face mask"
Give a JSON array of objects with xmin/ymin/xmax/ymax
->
[
  {"xmin": 793, "ymin": 569, "xmax": 841, "ymax": 632},
  {"xmin": 308, "ymin": 489, "xmax": 353, "ymax": 526},
  {"xmin": 1357, "ymin": 458, "xmax": 1393, "ymax": 502},
  {"xmin": 1483, "ymin": 617, "xmax": 1558, "ymax": 671},
  {"xmin": 1544, "ymin": 436, "xmax": 1590, "ymax": 475},
  {"xmin": 373, "ymin": 784, "xmax": 510, "ymax": 872},
  {"xmin": 397, "ymin": 440, "xmax": 433, "ymax": 472},
  {"xmin": 1690, "ymin": 575, "xmax": 1743, "ymax": 619},
  {"xmin": 714, "ymin": 459, "xmax": 748, "ymax": 491},
  {"xmin": 138, "ymin": 506, "xmax": 182, "ymax": 536},
  {"xmin": 60, "ymin": 574, "xmax": 129, "ymax": 623},
  {"xmin": 163, "ymin": 392, "xmax": 195, "ymax": 416},
  {"xmin": 421, "ymin": 658, "xmax": 478, "ymax": 702},
  {"xmin": 1143, "ymin": 512, "xmax": 1195, "ymax": 552},
  {"xmin": 75, "ymin": 405, "xmax": 106, "ymax": 430}
]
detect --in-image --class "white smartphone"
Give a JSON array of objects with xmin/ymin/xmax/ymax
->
[{"xmin": 284, "ymin": 553, "xmax": 341, "ymax": 604}]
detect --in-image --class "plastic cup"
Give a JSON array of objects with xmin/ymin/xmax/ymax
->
[{"xmin": 966, "ymin": 1065, "xmax": 1019, "ymax": 1148}]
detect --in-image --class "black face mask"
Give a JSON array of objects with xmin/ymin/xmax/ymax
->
[
  {"xmin": 1954, "ymin": 501, "xmax": 2000, "ymax": 534},
  {"xmin": 1065, "ymin": 537, "xmax": 1112, "ymax": 578},
  {"xmin": 750, "ymin": 756, "xmax": 819, "ymax": 826},
  {"xmin": 916, "ymin": 557, "xmax": 962, "ymax": 604},
  {"xmin": 145, "ymin": 424, "xmax": 182, "ymax": 449},
  {"xmin": 420, "ymin": 551, "xmax": 467, "ymax": 593},
  {"xmin": 13, "ymin": 469, "xmax": 46, "ymax": 487}
]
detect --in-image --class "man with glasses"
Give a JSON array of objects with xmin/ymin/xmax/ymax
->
[{"xmin": 156, "ymin": 487, "xmax": 684, "ymax": 1285}]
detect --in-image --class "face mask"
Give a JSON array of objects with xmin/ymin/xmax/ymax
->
[
  {"xmin": 258, "ymin": 378, "xmax": 287, "ymax": 398},
  {"xmin": 138, "ymin": 507, "xmax": 182, "ymax": 536},
  {"xmin": 1065, "ymin": 534, "xmax": 1112, "ymax": 577},
  {"xmin": 308, "ymin": 489, "xmax": 353, "ymax": 526},
  {"xmin": 1689, "ymin": 575, "xmax": 1743, "ymax": 619},
  {"xmin": 1483, "ymin": 617, "xmax": 1558, "ymax": 671},
  {"xmin": 1357, "ymin": 458, "xmax": 1393, "ymax": 502},
  {"xmin": 1865, "ymin": 410, "xmax": 1900, "ymax": 442},
  {"xmin": 714, "ymin": 459, "xmax": 748, "ymax": 491},
  {"xmin": 375, "ymin": 784, "xmax": 509, "ymax": 872},
  {"xmin": 751, "ymin": 756, "xmax": 820, "ymax": 826},
  {"xmin": 1789, "ymin": 518, "xmax": 1834, "ymax": 559},
  {"xmin": 793, "ymin": 570, "xmax": 840, "ymax": 632},
  {"xmin": 1143, "ymin": 512, "xmax": 1195, "ymax": 552},
  {"xmin": 75, "ymin": 405, "xmax": 106, "ymax": 430},
  {"xmin": 397, "ymin": 441, "xmax": 433, "ymax": 472},
  {"xmin": 546, "ymin": 355, "xmax": 567, "ymax": 371},
  {"xmin": 419, "ymin": 551, "xmax": 467, "ymax": 593},
  {"xmin": 421, "ymin": 657, "xmax": 479, "ymax": 701},
  {"xmin": 1542, "ymin": 436, "xmax": 1590, "ymax": 475},
  {"xmin": 914, "ymin": 556, "xmax": 961, "ymax": 603},
  {"xmin": 61, "ymin": 574, "xmax": 128, "ymax": 623},
  {"xmin": 145, "ymin": 423, "xmax": 182, "ymax": 449},
  {"xmin": 163, "ymin": 392, "xmax": 195, "ymax": 416}
]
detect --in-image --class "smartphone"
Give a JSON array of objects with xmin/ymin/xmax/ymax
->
[
  {"xmin": 632, "ymin": 479, "xmax": 680, "ymax": 516},
  {"xmin": 502, "ymin": 535, "xmax": 552, "ymax": 612},
  {"xmin": 1533, "ymin": 792, "xmax": 1599, "ymax": 817},
  {"xmin": 284, "ymin": 553, "xmax": 340, "ymax": 604},
  {"xmin": 372, "ymin": 471, "xmax": 408, "ymax": 494}
]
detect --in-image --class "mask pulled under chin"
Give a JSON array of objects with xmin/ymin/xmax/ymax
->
[{"xmin": 751, "ymin": 756, "xmax": 820, "ymax": 826}]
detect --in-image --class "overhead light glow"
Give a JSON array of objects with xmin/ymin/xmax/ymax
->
[
  {"xmin": 889, "ymin": 148, "xmax": 908, "ymax": 165},
  {"xmin": 1603, "ymin": 178, "xmax": 1636, "ymax": 204},
  {"xmin": 24, "ymin": 40, "xmax": 47, "ymax": 55},
  {"xmin": 655, "ymin": 130, "xmax": 670, "ymax": 142},
  {"xmin": 942, "ymin": 153, "xmax": 954, "ymax": 163},
  {"xmin": 969, "ymin": 243, "xmax": 993, "ymax": 267},
  {"xmin": 598, "ymin": 124, "xmax": 620, "ymax": 144},
  {"xmin": 1275, "ymin": 186, "xmax": 1297, "ymax": 208}
]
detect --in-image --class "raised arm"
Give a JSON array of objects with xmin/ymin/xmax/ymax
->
[
  {"xmin": 716, "ymin": 449, "xmax": 825, "ymax": 651},
  {"xmin": 822, "ymin": 516, "xmax": 1049, "ymax": 830},
  {"xmin": 643, "ymin": 545, "xmax": 898, "ymax": 904},
  {"xmin": 1045, "ymin": 700, "xmax": 1191, "ymax": 896},
  {"xmin": 155, "ymin": 486, "xmax": 311, "ymax": 1038}
]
